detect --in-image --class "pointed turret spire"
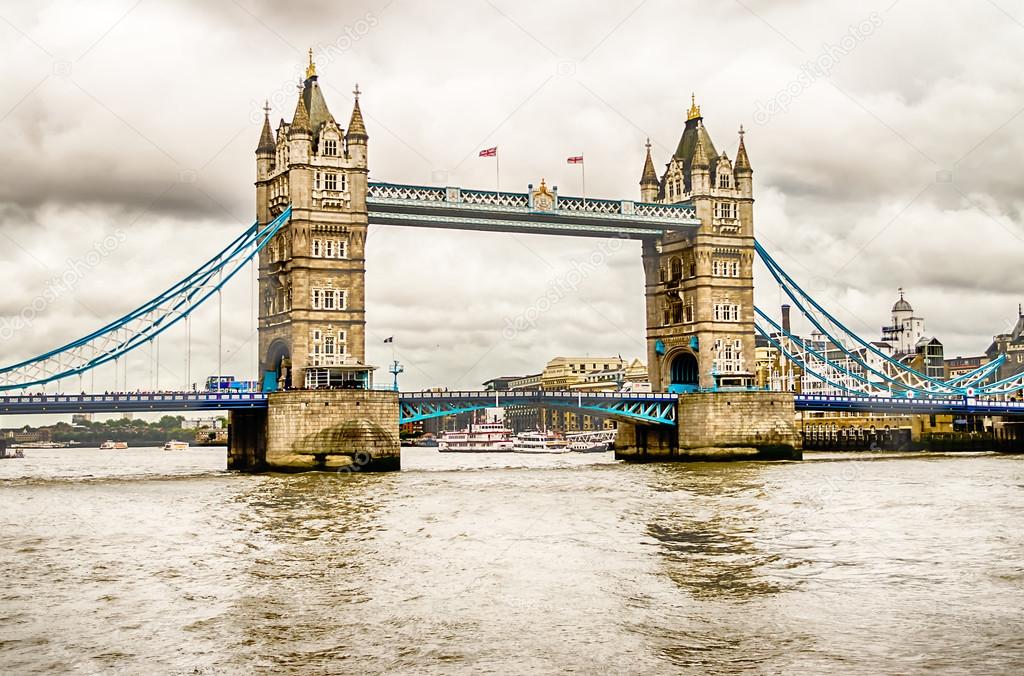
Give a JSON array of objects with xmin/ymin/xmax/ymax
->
[
  {"xmin": 640, "ymin": 138, "xmax": 658, "ymax": 187},
  {"xmin": 735, "ymin": 125, "xmax": 752, "ymax": 172},
  {"xmin": 289, "ymin": 90, "xmax": 311, "ymax": 135},
  {"xmin": 256, "ymin": 100, "xmax": 275, "ymax": 153},
  {"xmin": 692, "ymin": 123, "xmax": 710, "ymax": 169},
  {"xmin": 346, "ymin": 83, "xmax": 368, "ymax": 141}
]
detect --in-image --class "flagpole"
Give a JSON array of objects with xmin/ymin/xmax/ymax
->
[
  {"xmin": 496, "ymin": 147, "xmax": 500, "ymax": 194},
  {"xmin": 582, "ymin": 155, "xmax": 586, "ymax": 206}
]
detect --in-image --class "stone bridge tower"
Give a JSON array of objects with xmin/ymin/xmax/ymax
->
[
  {"xmin": 640, "ymin": 97, "xmax": 756, "ymax": 392},
  {"xmin": 255, "ymin": 52, "xmax": 370, "ymax": 391}
]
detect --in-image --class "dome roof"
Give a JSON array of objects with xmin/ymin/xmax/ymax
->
[{"xmin": 892, "ymin": 289, "xmax": 913, "ymax": 313}]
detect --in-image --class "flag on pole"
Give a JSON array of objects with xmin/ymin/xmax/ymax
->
[
  {"xmin": 383, "ymin": 336, "xmax": 394, "ymax": 343},
  {"xmin": 568, "ymin": 154, "xmax": 586, "ymax": 202},
  {"xmin": 479, "ymin": 147, "xmax": 497, "ymax": 157}
]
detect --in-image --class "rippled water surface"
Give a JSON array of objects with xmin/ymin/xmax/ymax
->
[{"xmin": 2, "ymin": 447, "xmax": 1023, "ymax": 674}]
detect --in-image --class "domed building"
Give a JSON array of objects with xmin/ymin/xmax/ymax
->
[{"xmin": 882, "ymin": 289, "xmax": 926, "ymax": 355}]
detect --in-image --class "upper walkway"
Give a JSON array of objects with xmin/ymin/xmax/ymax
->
[{"xmin": 366, "ymin": 182, "xmax": 701, "ymax": 239}]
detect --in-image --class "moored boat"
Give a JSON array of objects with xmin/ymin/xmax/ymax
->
[
  {"xmin": 513, "ymin": 430, "xmax": 570, "ymax": 454},
  {"xmin": 438, "ymin": 422, "xmax": 515, "ymax": 452},
  {"xmin": 99, "ymin": 440, "xmax": 128, "ymax": 450}
]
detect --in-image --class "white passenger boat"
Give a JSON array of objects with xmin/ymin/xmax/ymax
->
[
  {"xmin": 438, "ymin": 422, "xmax": 515, "ymax": 452},
  {"xmin": 513, "ymin": 430, "xmax": 570, "ymax": 454},
  {"xmin": 163, "ymin": 440, "xmax": 190, "ymax": 451},
  {"xmin": 565, "ymin": 430, "xmax": 617, "ymax": 453},
  {"xmin": 99, "ymin": 440, "xmax": 128, "ymax": 450}
]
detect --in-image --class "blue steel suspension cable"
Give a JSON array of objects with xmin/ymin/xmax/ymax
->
[
  {"xmin": 754, "ymin": 241, "xmax": 963, "ymax": 394},
  {"xmin": 0, "ymin": 208, "xmax": 291, "ymax": 390}
]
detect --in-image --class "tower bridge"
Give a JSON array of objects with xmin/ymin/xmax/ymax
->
[{"xmin": 0, "ymin": 54, "xmax": 1022, "ymax": 471}]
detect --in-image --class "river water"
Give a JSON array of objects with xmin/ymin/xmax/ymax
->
[{"xmin": 1, "ymin": 447, "xmax": 1023, "ymax": 674}]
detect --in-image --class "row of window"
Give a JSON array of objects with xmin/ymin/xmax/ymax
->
[
  {"xmin": 311, "ymin": 238, "xmax": 348, "ymax": 259},
  {"xmin": 713, "ymin": 304, "xmax": 741, "ymax": 322},
  {"xmin": 713, "ymin": 202, "xmax": 738, "ymax": 219},
  {"xmin": 665, "ymin": 303, "xmax": 695, "ymax": 325},
  {"xmin": 314, "ymin": 171, "xmax": 347, "ymax": 192},
  {"xmin": 715, "ymin": 339, "xmax": 744, "ymax": 373},
  {"xmin": 310, "ymin": 328, "xmax": 348, "ymax": 366},
  {"xmin": 712, "ymin": 260, "xmax": 741, "ymax": 277},
  {"xmin": 311, "ymin": 288, "xmax": 347, "ymax": 310},
  {"xmin": 663, "ymin": 257, "xmax": 741, "ymax": 281}
]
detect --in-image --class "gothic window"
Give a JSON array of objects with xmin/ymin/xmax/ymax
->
[
  {"xmin": 712, "ymin": 260, "xmax": 720, "ymax": 276},
  {"xmin": 670, "ymin": 257, "xmax": 682, "ymax": 281},
  {"xmin": 336, "ymin": 290, "xmax": 347, "ymax": 309},
  {"xmin": 324, "ymin": 172, "xmax": 338, "ymax": 190},
  {"xmin": 685, "ymin": 304, "xmax": 694, "ymax": 323},
  {"xmin": 659, "ymin": 267, "xmax": 666, "ymax": 283},
  {"xmin": 324, "ymin": 336, "xmax": 335, "ymax": 355},
  {"xmin": 689, "ymin": 263, "xmax": 697, "ymax": 277},
  {"xmin": 337, "ymin": 239, "xmax": 348, "ymax": 258},
  {"xmin": 311, "ymin": 289, "xmax": 323, "ymax": 309},
  {"xmin": 312, "ymin": 239, "xmax": 321, "ymax": 257},
  {"xmin": 325, "ymin": 240, "xmax": 335, "ymax": 258},
  {"xmin": 324, "ymin": 138, "xmax": 338, "ymax": 156},
  {"xmin": 719, "ymin": 173, "xmax": 732, "ymax": 189},
  {"xmin": 323, "ymin": 289, "xmax": 335, "ymax": 310},
  {"xmin": 671, "ymin": 303, "xmax": 683, "ymax": 324}
]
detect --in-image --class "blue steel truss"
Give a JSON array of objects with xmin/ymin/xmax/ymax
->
[{"xmin": 397, "ymin": 391, "xmax": 679, "ymax": 426}]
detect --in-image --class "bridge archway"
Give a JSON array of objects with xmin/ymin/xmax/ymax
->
[
  {"xmin": 668, "ymin": 351, "xmax": 699, "ymax": 393},
  {"xmin": 263, "ymin": 340, "xmax": 291, "ymax": 392}
]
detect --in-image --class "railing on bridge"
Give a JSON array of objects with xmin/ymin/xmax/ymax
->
[
  {"xmin": 0, "ymin": 392, "xmax": 268, "ymax": 415},
  {"xmin": 366, "ymin": 182, "xmax": 701, "ymax": 238}
]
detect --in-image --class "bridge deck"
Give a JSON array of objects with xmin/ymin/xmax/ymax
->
[{"xmin": 1, "ymin": 391, "xmax": 1021, "ymax": 419}]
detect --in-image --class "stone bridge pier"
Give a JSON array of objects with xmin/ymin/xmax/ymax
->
[
  {"xmin": 615, "ymin": 391, "xmax": 802, "ymax": 462},
  {"xmin": 228, "ymin": 390, "xmax": 401, "ymax": 472}
]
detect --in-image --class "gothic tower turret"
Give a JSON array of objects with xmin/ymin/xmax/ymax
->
[
  {"xmin": 255, "ymin": 51, "xmax": 372, "ymax": 391},
  {"xmin": 639, "ymin": 138, "xmax": 659, "ymax": 203},
  {"xmin": 641, "ymin": 96, "xmax": 756, "ymax": 391}
]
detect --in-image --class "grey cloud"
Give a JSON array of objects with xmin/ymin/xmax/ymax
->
[{"xmin": 1, "ymin": 0, "xmax": 1023, "ymax": 392}]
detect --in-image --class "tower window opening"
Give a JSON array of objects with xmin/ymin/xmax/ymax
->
[{"xmin": 324, "ymin": 139, "xmax": 338, "ymax": 156}]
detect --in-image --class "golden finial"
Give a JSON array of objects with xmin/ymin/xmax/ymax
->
[
  {"xmin": 305, "ymin": 47, "xmax": 317, "ymax": 79},
  {"xmin": 353, "ymin": 83, "xmax": 361, "ymax": 100},
  {"xmin": 645, "ymin": 137, "xmax": 652, "ymax": 151},
  {"xmin": 263, "ymin": 100, "xmax": 271, "ymax": 117},
  {"xmin": 687, "ymin": 93, "xmax": 701, "ymax": 121}
]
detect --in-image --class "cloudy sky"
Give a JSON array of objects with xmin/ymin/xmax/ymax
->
[{"xmin": 2, "ymin": 0, "xmax": 1024, "ymax": 405}]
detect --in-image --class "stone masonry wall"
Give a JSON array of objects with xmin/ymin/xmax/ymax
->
[
  {"xmin": 266, "ymin": 389, "xmax": 400, "ymax": 472},
  {"xmin": 678, "ymin": 391, "xmax": 800, "ymax": 450}
]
